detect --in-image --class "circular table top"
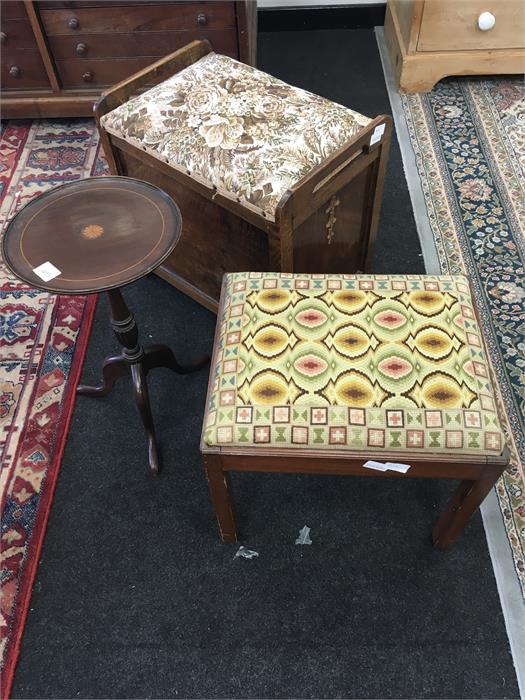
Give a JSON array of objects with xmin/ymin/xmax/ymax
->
[{"xmin": 2, "ymin": 176, "xmax": 182, "ymax": 294}]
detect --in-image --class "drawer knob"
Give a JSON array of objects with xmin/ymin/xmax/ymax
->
[
  {"xmin": 82, "ymin": 70, "xmax": 93, "ymax": 83},
  {"xmin": 478, "ymin": 11, "xmax": 496, "ymax": 31},
  {"xmin": 0, "ymin": 31, "xmax": 7, "ymax": 44},
  {"xmin": 196, "ymin": 12, "xmax": 208, "ymax": 25},
  {"xmin": 9, "ymin": 65, "xmax": 21, "ymax": 78},
  {"xmin": 76, "ymin": 42, "xmax": 87, "ymax": 55},
  {"xmin": 68, "ymin": 16, "xmax": 80, "ymax": 29}
]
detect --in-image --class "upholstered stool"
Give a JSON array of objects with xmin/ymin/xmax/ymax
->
[
  {"xmin": 96, "ymin": 41, "xmax": 392, "ymax": 312},
  {"xmin": 200, "ymin": 272, "xmax": 508, "ymax": 548}
]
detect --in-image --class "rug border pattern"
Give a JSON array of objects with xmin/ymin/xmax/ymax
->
[
  {"xmin": 1, "ymin": 120, "xmax": 105, "ymax": 699},
  {"xmin": 400, "ymin": 83, "xmax": 525, "ymax": 598}
]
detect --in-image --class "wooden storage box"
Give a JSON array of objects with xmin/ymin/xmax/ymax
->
[{"xmin": 96, "ymin": 41, "xmax": 392, "ymax": 313}]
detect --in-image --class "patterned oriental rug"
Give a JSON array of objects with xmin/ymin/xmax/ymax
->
[
  {"xmin": 0, "ymin": 120, "xmax": 106, "ymax": 698},
  {"xmin": 400, "ymin": 79, "xmax": 525, "ymax": 599}
]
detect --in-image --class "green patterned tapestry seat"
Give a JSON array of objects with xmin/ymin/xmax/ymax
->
[
  {"xmin": 100, "ymin": 52, "xmax": 371, "ymax": 221},
  {"xmin": 202, "ymin": 273, "xmax": 505, "ymax": 456}
]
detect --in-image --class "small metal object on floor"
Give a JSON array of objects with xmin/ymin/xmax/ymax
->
[
  {"xmin": 295, "ymin": 526, "xmax": 312, "ymax": 545},
  {"xmin": 2, "ymin": 176, "xmax": 209, "ymax": 474}
]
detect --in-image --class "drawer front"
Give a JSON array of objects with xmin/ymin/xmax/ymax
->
[
  {"xmin": 2, "ymin": 52, "xmax": 50, "ymax": 89},
  {"xmin": 418, "ymin": 0, "xmax": 525, "ymax": 51},
  {"xmin": 48, "ymin": 29, "xmax": 238, "ymax": 59},
  {"xmin": 2, "ymin": 2, "xmax": 27, "ymax": 20},
  {"xmin": 40, "ymin": 2, "xmax": 236, "ymax": 35},
  {"xmin": 1, "ymin": 19, "xmax": 41, "ymax": 51},
  {"xmin": 37, "ymin": 1, "xmax": 180, "ymax": 7},
  {"xmin": 55, "ymin": 56, "xmax": 163, "ymax": 88}
]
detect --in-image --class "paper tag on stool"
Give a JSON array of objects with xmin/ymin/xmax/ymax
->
[
  {"xmin": 33, "ymin": 261, "xmax": 61, "ymax": 282},
  {"xmin": 385, "ymin": 462, "xmax": 411, "ymax": 474},
  {"xmin": 363, "ymin": 460, "xmax": 411, "ymax": 474},
  {"xmin": 363, "ymin": 460, "xmax": 389, "ymax": 472},
  {"xmin": 370, "ymin": 123, "xmax": 386, "ymax": 146}
]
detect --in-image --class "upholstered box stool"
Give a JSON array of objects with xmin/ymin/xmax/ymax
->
[
  {"xmin": 200, "ymin": 272, "xmax": 508, "ymax": 548},
  {"xmin": 96, "ymin": 41, "xmax": 392, "ymax": 312}
]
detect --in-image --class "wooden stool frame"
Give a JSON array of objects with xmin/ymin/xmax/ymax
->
[
  {"xmin": 200, "ymin": 277, "xmax": 509, "ymax": 549},
  {"xmin": 95, "ymin": 40, "xmax": 393, "ymax": 313}
]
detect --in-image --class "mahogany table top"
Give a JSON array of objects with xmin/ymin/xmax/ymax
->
[{"xmin": 2, "ymin": 176, "xmax": 181, "ymax": 294}]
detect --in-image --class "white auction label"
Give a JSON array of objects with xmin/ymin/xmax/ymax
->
[
  {"xmin": 370, "ymin": 123, "xmax": 386, "ymax": 146},
  {"xmin": 363, "ymin": 460, "xmax": 389, "ymax": 472},
  {"xmin": 363, "ymin": 460, "xmax": 411, "ymax": 474},
  {"xmin": 33, "ymin": 261, "xmax": 61, "ymax": 282},
  {"xmin": 385, "ymin": 462, "xmax": 411, "ymax": 474}
]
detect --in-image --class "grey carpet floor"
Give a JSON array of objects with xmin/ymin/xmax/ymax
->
[{"xmin": 11, "ymin": 29, "xmax": 519, "ymax": 699}]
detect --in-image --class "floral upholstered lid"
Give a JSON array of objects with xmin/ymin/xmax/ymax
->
[
  {"xmin": 101, "ymin": 53, "xmax": 372, "ymax": 220},
  {"xmin": 202, "ymin": 273, "xmax": 505, "ymax": 457}
]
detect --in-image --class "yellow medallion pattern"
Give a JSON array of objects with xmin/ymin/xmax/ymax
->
[{"xmin": 203, "ymin": 273, "xmax": 505, "ymax": 455}]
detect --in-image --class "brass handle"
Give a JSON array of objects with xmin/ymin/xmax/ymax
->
[
  {"xmin": 76, "ymin": 42, "xmax": 87, "ymax": 55},
  {"xmin": 82, "ymin": 70, "xmax": 93, "ymax": 82},
  {"xmin": 9, "ymin": 65, "xmax": 21, "ymax": 78},
  {"xmin": 68, "ymin": 16, "xmax": 80, "ymax": 29},
  {"xmin": 0, "ymin": 31, "xmax": 7, "ymax": 43},
  {"xmin": 325, "ymin": 196, "xmax": 340, "ymax": 245},
  {"xmin": 196, "ymin": 12, "xmax": 208, "ymax": 25}
]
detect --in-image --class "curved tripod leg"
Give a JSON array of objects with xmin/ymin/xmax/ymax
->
[
  {"xmin": 143, "ymin": 344, "xmax": 209, "ymax": 375},
  {"xmin": 77, "ymin": 355, "xmax": 128, "ymax": 397},
  {"xmin": 131, "ymin": 363, "xmax": 160, "ymax": 474}
]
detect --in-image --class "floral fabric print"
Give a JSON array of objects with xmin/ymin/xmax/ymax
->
[{"xmin": 101, "ymin": 53, "xmax": 371, "ymax": 220}]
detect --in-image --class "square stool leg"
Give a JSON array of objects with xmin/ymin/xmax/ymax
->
[
  {"xmin": 432, "ymin": 469, "xmax": 501, "ymax": 549},
  {"xmin": 203, "ymin": 455, "xmax": 237, "ymax": 543}
]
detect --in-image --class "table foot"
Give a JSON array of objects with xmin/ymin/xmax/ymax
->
[
  {"xmin": 77, "ymin": 355, "xmax": 129, "ymax": 397},
  {"xmin": 78, "ymin": 288, "xmax": 209, "ymax": 474},
  {"xmin": 143, "ymin": 344, "xmax": 209, "ymax": 374},
  {"xmin": 131, "ymin": 363, "xmax": 160, "ymax": 474}
]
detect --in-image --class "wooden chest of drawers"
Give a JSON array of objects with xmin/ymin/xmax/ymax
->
[
  {"xmin": 1, "ymin": 0, "xmax": 256, "ymax": 118},
  {"xmin": 384, "ymin": 0, "xmax": 525, "ymax": 92}
]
